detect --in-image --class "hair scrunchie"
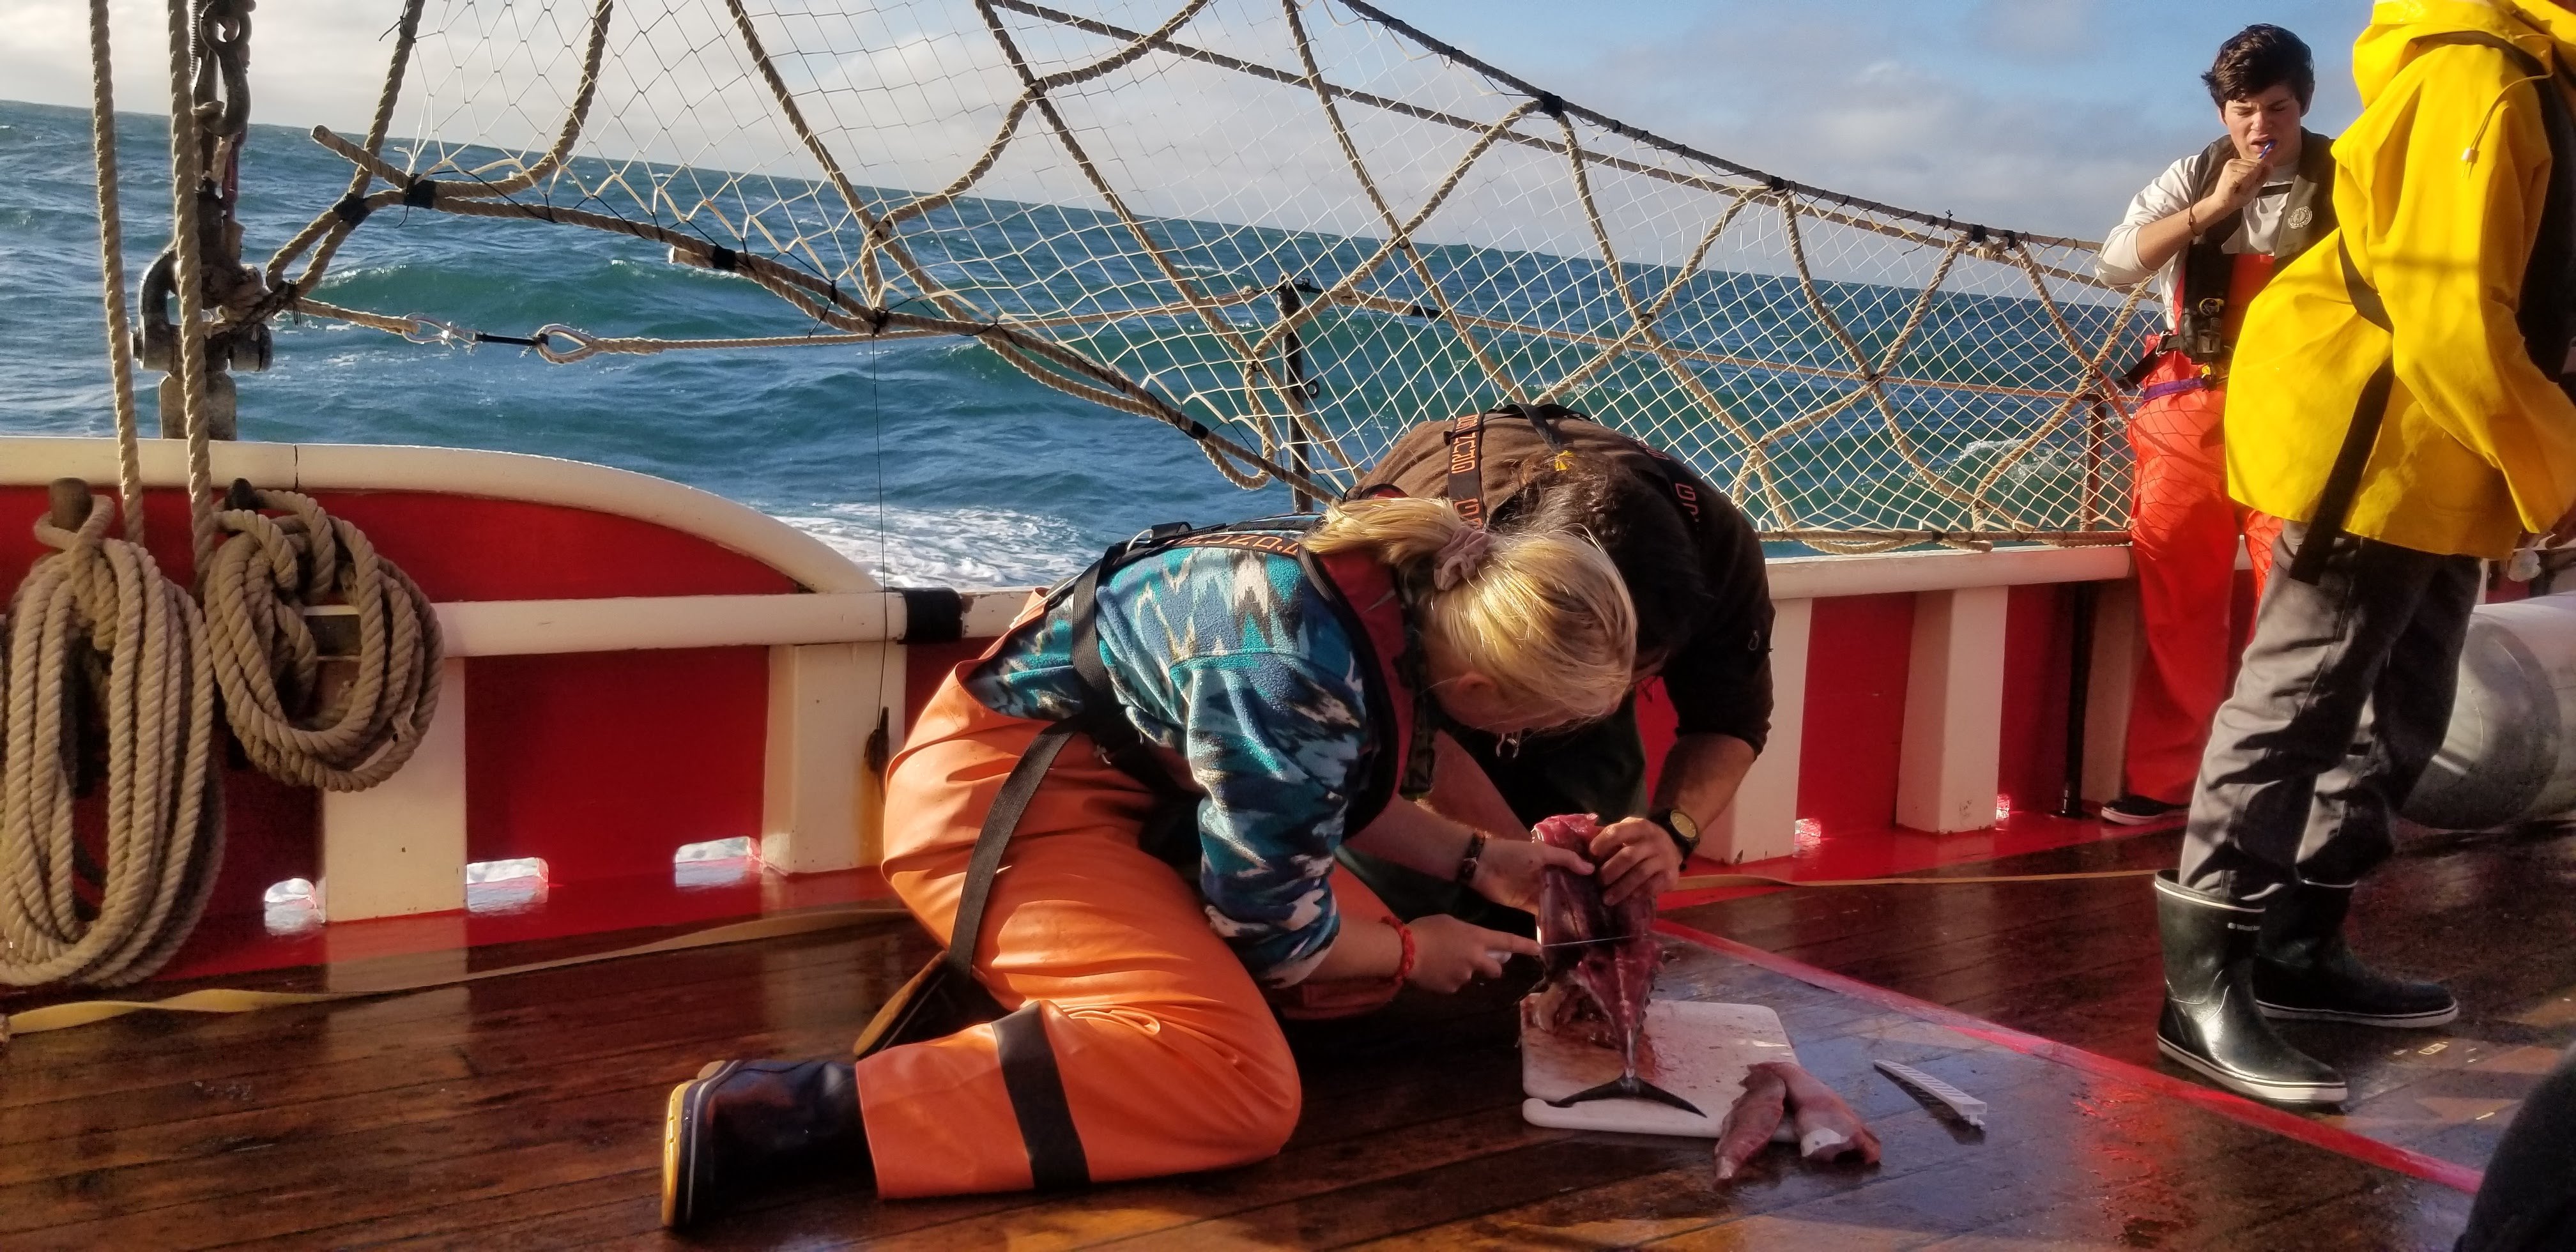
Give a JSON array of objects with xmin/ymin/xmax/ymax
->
[{"xmin": 1431, "ymin": 524, "xmax": 1494, "ymax": 591}]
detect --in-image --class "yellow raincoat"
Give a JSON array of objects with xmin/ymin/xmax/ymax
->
[{"xmin": 2227, "ymin": 0, "xmax": 2576, "ymax": 560}]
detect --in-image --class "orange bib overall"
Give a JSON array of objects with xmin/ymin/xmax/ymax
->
[
  {"xmin": 2124, "ymin": 253, "xmax": 2284, "ymax": 803},
  {"xmin": 854, "ymin": 551, "xmax": 1413, "ymax": 1198}
]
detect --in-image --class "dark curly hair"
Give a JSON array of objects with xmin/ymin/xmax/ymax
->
[
  {"xmin": 2204, "ymin": 24, "xmax": 2314, "ymax": 110},
  {"xmin": 1503, "ymin": 454, "xmax": 1710, "ymax": 673}
]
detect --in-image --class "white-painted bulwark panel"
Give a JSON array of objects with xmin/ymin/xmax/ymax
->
[
  {"xmin": 762, "ymin": 643, "xmax": 891, "ymax": 874},
  {"xmin": 1707, "ymin": 597, "xmax": 1811, "ymax": 863},
  {"xmin": 432, "ymin": 590, "xmax": 1033, "ymax": 656},
  {"xmin": 319, "ymin": 658, "xmax": 470, "ymax": 920},
  {"xmin": 1896, "ymin": 586, "xmax": 2011, "ymax": 833},
  {"xmin": 1768, "ymin": 545, "xmax": 2129, "ymax": 600},
  {"xmin": 2082, "ymin": 579, "xmax": 2143, "ymax": 805}
]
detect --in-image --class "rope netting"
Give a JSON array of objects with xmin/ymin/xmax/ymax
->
[{"xmin": 264, "ymin": 0, "xmax": 2153, "ymax": 551}]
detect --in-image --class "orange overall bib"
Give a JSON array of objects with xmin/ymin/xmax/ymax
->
[
  {"xmin": 854, "ymin": 549, "xmax": 1413, "ymax": 1198},
  {"xmin": 2124, "ymin": 254, "xmax": 2284, "ymax": 803}
]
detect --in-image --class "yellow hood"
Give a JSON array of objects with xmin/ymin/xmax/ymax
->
[
  {"xmin": 2221, "ymin": 0, "xmax": 2576, "ymax": 558},
  {"xmin": 2352, "ymin": 2, "xmax": 2563, "ymax": 100}
]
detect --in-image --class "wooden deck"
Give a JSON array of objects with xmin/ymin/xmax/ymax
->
[
  {"xmin": 1667, "ymin": 822, "xmax": 2576, "ymax": 1177},
  {"xmin": 7, "ymin": 823, "xmax": 2562, "ymax": 1248}
]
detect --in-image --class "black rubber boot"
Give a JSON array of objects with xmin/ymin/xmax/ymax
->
[
  {"xmin": 2253, "ymin": 882, "xmax": 2458, "ymax": 1028},
  {"xmin": 2154, "ymin": 872, "xmax": 2347, "ymax": 1106},
  {"xmin": 663, "ymin": 1058, "xmax": 871, "ymax": 1229}
]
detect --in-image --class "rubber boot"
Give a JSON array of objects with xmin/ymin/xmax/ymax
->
[
  {"xmin": 2253, "ymin": 882, "xmax": 2458, "ymax": 1027},
  {"xmin": 663, "ymin": 1058, "xmax": 871, "ymax": 1228},
  {"xmin": 2154, "ymin": 872, "xmax": 2347, "ymax": 1106}
]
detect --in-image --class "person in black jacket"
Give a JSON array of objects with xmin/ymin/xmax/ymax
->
[{"xmin": 1343, "ymin": 404, "xmax": 1773, "ymax": 924}]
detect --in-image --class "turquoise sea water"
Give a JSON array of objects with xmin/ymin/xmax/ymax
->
[
  {"xmin": 1, "ymin": 99, "xmax": 1297, "ymax": 587},
  {"xmin": 0, "ymin": 98, "xmax": 2131, "ymax": 585}
]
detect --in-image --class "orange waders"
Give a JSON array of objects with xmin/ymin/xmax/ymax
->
[
  {"xmin": 854, "ymin": 528, "xmax": 1421, "ymax": 1199},
  {"xmin": 2122, "ymin": 254, "xmax": 2283, "ymax": 804}
]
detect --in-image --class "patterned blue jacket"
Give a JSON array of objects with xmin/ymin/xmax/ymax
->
[{"xmin": 965, "ymin": 540, "xmax": 1375, "ymax": 987}]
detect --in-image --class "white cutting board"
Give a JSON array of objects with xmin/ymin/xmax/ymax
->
[{"xmin": 1521, "ymin": 1000, "xmax": 1797, "ymax": 1136}]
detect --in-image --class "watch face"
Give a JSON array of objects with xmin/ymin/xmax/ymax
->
[{"xmin": 1667, "ymin": 809, "xmax": 1700, "ymax": 842}]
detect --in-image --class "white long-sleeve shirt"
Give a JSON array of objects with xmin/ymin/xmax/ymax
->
[{"xmin": 2096, "ymin": 150, "xmax": 2302, "ymax": 328}]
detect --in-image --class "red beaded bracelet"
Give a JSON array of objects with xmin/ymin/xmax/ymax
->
[{"xmin": 1390, "ymin": 919, "xmax": 1418, "ymax": 986}]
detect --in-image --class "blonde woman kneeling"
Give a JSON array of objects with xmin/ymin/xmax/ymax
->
[{"xmin": 661, "ymin": 496, "xmax": 1636, "ymax": 1225}]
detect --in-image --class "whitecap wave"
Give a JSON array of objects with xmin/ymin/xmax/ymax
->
[{"xmin": 774, "ymin": 501, "xmax": 1094, "ymax": 590}]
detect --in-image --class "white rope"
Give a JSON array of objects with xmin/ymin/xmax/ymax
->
[
  {"xmin": 202, "ymin": 491, "xmax": 443, "ymax": 791},
  {"xmin": 88, "ymin": 0, "xmax": 146, "ymax": 546},
  {"xmin": 164, "ymin": 0, "xmax": 216, "ymax": 576},
  {"xmin": 0, "ymin": 500, "xmax": 223, "ymax": 988},
  {"xmin": 256, "ymin": 0, "xmax": 2158, "ymax": 549}
]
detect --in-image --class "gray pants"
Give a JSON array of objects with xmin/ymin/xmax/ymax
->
[{"xmin": 2177, "ymin": 523, "xmax": 2482, "ymax": 903}]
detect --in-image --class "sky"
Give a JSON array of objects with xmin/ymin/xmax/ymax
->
[
  {"xmin": 1376, "ymin": 0, "xmax": 2370, "ymax": 234},
  {"xmin": 0, "ymin": 0, "xmax": 2372, "ymax": 239}
]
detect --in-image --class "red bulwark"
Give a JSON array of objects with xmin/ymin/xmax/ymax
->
[
  {"xmin": 1997, "ymin": 583, "xmax": 2076, "ymax": 814},
  {"xmin": 1798, "ymin": 593, "xmax": 1913, "ymax": 832},
  {"xmin": 301, "ymin": 491, "xmax": 801, "ymax": 600},
  {"xmin": 0, "ymin": 482, "xmax": 809, "ymax": 979},
  {"xmin": 464, "ymin": 648, "xmax": 769, "ymax": 882}
]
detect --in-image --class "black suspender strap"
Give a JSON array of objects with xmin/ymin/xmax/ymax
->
[
  {"xmin": 992, "ymin": 1004, "xmax": 1091, "ymax": 1189},
  {"xmin": 943, "ymin": 719, "xmax": 1075, "ymax": 981},
  {"xmin": 2340, "ymin": 237, "xmax": 2391, "ymax": 332},
  {"xmin": 942, "ymin": 558, "xmax": 1114, "ymax": 981},
  {"xmin": 1445, "ymin": 411, "xmax": 1489, "ymax": 528},
  {"xmin": 937, "ymin": 551, "xmax": 1113, "ymax": 1187},
  {"xmin": 1504, "ymin": 402, "xmax": 1574, "ymax": 455},
  {"xmin": 2289, "ymin": 239, "xmax": 2395, "ymax": 585}
]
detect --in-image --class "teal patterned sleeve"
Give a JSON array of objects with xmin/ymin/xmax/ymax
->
[
  {"xmin": 962, "ymin": 542, "xmax": 1374, "ymax": 987},
  {"xmin": 1166, "ymin": 646, "xmax": 1368, "ymax": 986}
]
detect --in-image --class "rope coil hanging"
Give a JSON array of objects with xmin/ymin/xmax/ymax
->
[
  {"xmin": 0, "ymin": 493, "xmax": 224, "ymax": 988},
  {"xmin": 203, "ymin": 488, "xmax": 444, "ymax": 791}
]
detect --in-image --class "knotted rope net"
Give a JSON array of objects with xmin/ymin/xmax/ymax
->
[
  {"xmin": 247, "ymin": 0, "xmax": 2150, "ymax": 553},
  {"xmin": 0, "ymin": 501, "xmax": 224, "ymax": 988},
  {"xmin": 204, "ymin": 491, "xmax": 445, "ymax": 791}
]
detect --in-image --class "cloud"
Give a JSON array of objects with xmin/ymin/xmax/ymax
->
[
  {"xmin": 0, "ymin": 0, "xmax": 2252, "ymax": 257},
  {"xmin": 1971, "ymin": 0, "xmax": 2101, "ymax": 60},
  {"xmin": 3, "ymin": 1, "xmax": 411, "ymax": 133},
  {"xmin": 1547, "ymin": 1, "xmax": 2203, "ymax": 239}
]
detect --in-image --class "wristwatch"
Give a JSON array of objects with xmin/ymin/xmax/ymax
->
[{"xmin": 1650, "ymin": 808, "xmax": 1702, "ymax": 862}]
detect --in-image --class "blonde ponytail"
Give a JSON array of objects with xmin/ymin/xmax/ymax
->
[{"xmin": 1308, "ymin": 497, "xmax": 1634, "ymax": 725}]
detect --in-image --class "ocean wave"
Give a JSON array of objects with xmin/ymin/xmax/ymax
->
[{"xmin": 774, "ymin": 501, "xmax": 1092, "ymax": 590}]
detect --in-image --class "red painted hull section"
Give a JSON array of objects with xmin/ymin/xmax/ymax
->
[{"xmin": 0, "ymin": 483, "xmax": 802, "ymax": 973}]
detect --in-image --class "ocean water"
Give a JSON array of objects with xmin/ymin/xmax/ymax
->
[
  {"xmin": 0, "ymin": 98, "xmax": 2131, "ymax": 585},
  {"xmin": 0, "ymin": 99, "xmax": 1290, "ymax": 587}
]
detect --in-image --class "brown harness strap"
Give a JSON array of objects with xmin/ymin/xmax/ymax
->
[{"xmin": 1444, "ymin": 410, "xmax": 1489, "ymax": 527}]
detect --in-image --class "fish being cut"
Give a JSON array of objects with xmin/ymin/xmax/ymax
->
[{"xmin": 1528, "ymin": 813, "xmax": 1697, "ymax": 1115}]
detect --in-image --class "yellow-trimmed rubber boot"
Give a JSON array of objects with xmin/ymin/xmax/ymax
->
[{"xmin": 663, "ymin": 1058, "xmax": 869, "ymax": 1228}]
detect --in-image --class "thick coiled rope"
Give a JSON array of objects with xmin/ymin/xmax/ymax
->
[
  {"xmin": 0, "ymin": 500, "xmax": 224, "ymax": 988},
  {"xmin": 203, "ymin": 490, "xmax": 443, "ymax": 791}
]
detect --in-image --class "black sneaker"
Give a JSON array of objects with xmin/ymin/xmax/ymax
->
[{"xmin": 2101, "ymin": 794, "xmax": 2186, "ymax": 826}]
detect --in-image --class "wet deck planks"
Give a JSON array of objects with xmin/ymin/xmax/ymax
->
[
  {"xmin": 1665, "ymin": 821, "xmax": 2576, "ymax": 1177},
  {"xmin": 0, "ymin": 867, "xmax": 2492, "ymax": 1251}
]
